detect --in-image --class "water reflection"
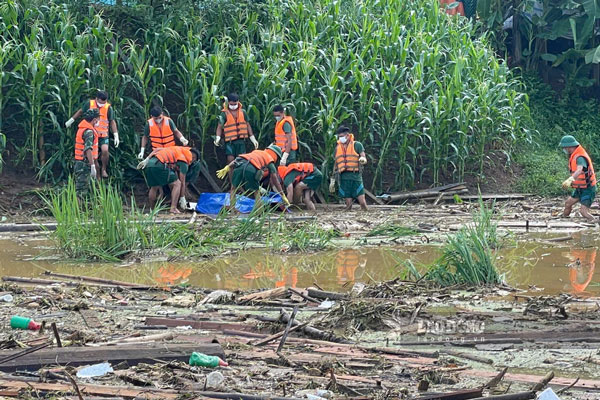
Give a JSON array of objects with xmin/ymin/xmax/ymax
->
[{"xmin": 566, "ymin": 248, "xmax": 596, "ymax": 293}]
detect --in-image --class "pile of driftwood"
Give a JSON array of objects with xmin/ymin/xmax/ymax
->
[{"xmin": 379, "ymin": 183, "xmax": 531, "ymax": 204}]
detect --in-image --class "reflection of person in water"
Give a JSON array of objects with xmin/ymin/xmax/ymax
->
[
  {"xmin": 243, "ymin": 262, "xmax": 298, "ymax": 288},
  {"xmin": 336, "ymin": 249, "xmax": 366, "ymax": 285},
  {"xmin": 154, "ymin": 265, "xmax": 192, "ymax": 288},
  {"xmin": 567, "ymin": 248, "xmax": 596, "ymax": 293}
]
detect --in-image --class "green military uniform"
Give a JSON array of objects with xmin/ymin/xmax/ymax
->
[
  {"xmin": 338, "ymin": 141, "xmax": 365, "ymax": 199},
  {"xmin": 232, "ymin": 158, "xmax": 277, "ymax": 191},
  {"xmin": 280, "ymin": 121, "xmax": 297, "ymax": 163},
  {"xmin": 74, "ymin": 129, "xmax": 96, "ymax": 194},
  {"xmin": 145, "ymin": 158, "xmax": 188, "ymax": 187},
  {"xmin": 81, "ymin": 101, "xmax": 115, "ymax": 146},
  {"xmin": 571, "ymin": 156, "xmax": 597, "ymax": 207},
  {"xmin": 283, "ymin": 167, "xmax": 323, "ymax": 191},
  {"xmin": 219, "ymin": 111, "xmax": 248, "ymax": 157}
]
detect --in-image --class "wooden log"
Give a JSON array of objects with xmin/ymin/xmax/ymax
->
[
  {"xmin": 364, "ymin": 189, "xmax": 384, "ymax": 205},
  {"xmin": 0, "ymin": 343, "xmax": 225, "ymax": 372},
  {"xmin": 145, "ymin": 317, "xmax": 254, "ymax": 332},
  {"xmin": 306, "ymin": 288, "xmax": 348, "ymax": 300},
  {"xmin": 252, "ymin": 323, "xmax": 308, "ymax": 346},
  {"xmin": 280, "ymin": 309, "xmax": 350, "ymax": 343},
  {"xmin": 277, "ymin": 306, "xmax": 298, "ymax": 353},
  {"xmin": 531, "ymin": 371, "xmax": 554, "ymax": 392},
  {"xmin": 441, "ymin": 350, "xmax": 493, "ymax": 365},
  {"xmin": 468, "ymin": 392, "xmax": 535, "ymax": 400},
  {"xmin": 2, "ymin": 276, "xmax": 152, "ymax": 290},
  {"xmin": 43, "ymin": 271, "xmax": 139, "ymax": 287},
  {"xmin": 412, "ymin": 387, "xmax": 483, "ymax": 400},
  {"xmin": 484, "ymin": 367, "xmax": 508, "ymax": 389},
  {"xmin": 386, "ymin": 188, "xmax": 469, "ymax": 202},
  {"xmin": 238, "ymin": 287, "xmax": 287, "ymax": 303}
]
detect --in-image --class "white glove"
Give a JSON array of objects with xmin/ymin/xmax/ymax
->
[
  {"xmin": 90, "ymin": 164, "xmax": 97, "ymax": 179},
  {"xmin": 113, "ymin": 132, "xmax": 120, "ymax": 148},
  {"xmin": 258, "ymin": 186, "xmax": 268, "ymax": 195},
  {"xmin": 65, "ymin": 118, "xmax": 75, "ymax": 128},
  {"xmin": 178, "ymin": 196, "xmax": 187, "ymax": 209},
  {"xmin": 359, "ymin": 156, "xmax": 367, "ymax": 165},
  {"xmin": 250, "ymin": 136, "xmax": 259, "ymax": 149},
  {"xmin": 137, "ymin": 147, "xmax": 145, "ymax": 160},
  {"xmin": 136, "ymin": 158, "xmax": 149, "ymax": 170},
  {"xmin": 180, "ymin": 136, "xmax": 189, "ymax": 146},
  {"xmin": 280, "ymin": 152, "xmax": 289, "ymax": 166},
  {"xmin": 214, "ymin": 136, "xmax": 222, "ymax": 146},
  {"xmin": 329, "ymin": 178, "xmax": 336, "ymax": 194}
]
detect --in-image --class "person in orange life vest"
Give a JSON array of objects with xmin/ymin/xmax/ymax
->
[
  {"xmin": 65, "ymin": 90, "xmax": 118, "ymax": 179},
  {"xmin": 73, "ymin": 109, "xmax": 100, "ymax": 194},
  {"xmin": 567, "ymin": 248, "xmax": 596, "ymax": 293},
  {"xmin": 329, "ymin": 126, "xmax": 368, "ymax": 211},
  {"xmin": 214, "ymin": 93, "xmax": 259, "ymax": 182},
  {"xmin": 277, "ymin": 163, "xmax": 323, "ymax": 211},
  {"xmin": 559, "ymin": 135, "xmax": 597, "ymax": 222},
  {"xmin": 216, "ymin": 144, "xmax": 291, "ymax": 211},
  {"xmin": 138, "ymin": 106, "xmax": 189, "ymax": 159},
  {"xmin": 137, "ymin": 146, "xmax": 200, "ymax": 214},
  {"xmin": 336, "ymin": 249, "xmax": 366, "ymax": 286},
  {"xmin": 273, "ymin": 105, "xmax": 298, "ymax": 166}
]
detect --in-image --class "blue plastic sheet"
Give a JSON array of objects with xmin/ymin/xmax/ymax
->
[{"xmin": 195, "ymin": 192, "xmax": 283, "ymax": 215}]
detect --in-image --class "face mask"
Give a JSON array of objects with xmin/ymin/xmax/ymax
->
[
  {"xmin": 275, "ymin": 116, "xmax": 283, "ymax": 122},
  {"xmin": 229, "ymin": 104, "xmax": 239, "ymax": 110},
  {"xmin": 96, "ymin": 101, "xmax": 106, "ymax": 107},
  {"xmin": 155, "ymin": 117, "xmax": 163, "ymax": 124},
  {"xmin": 339, "ymin": 136, "xmax": 348, "ymax": 144},
  {"xmin": 563, "ymin": 149, "xmax": 569, "ymax": 155}
]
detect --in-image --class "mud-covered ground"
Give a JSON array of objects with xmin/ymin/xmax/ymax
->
[{"xmin": 0, "ymin": 279, "xmax": 598, "ymax": 399}]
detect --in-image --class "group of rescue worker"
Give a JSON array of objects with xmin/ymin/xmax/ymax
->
[
  {"xmin": 69, "ymin": 90, "xmax": 597, "ymax": 220},
  {"xmin": 68, "ymin": 91, "xmax": 369, "ymax": 212}
]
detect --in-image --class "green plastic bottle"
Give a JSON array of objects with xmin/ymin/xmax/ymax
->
[
  {"xmin": 10, "ymin": 316, "xmax": 41, "ymax": 331},
  {"xmin": 189, "ymin": 352, "xmax": 228, "ymax": 367}
]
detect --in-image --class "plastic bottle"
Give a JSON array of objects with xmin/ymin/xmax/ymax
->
[
  {"xmin": 10, "ymin": 316, "xmax": 41, "ymax": 331},
  {"xmin": 189, "ymin": 352, "xmax": 228, "ymax": 367}
]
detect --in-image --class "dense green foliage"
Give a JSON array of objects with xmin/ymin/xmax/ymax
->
[
  {"xmin": 479, "ymin": 0, "xmax": 600, "ymax": 88},
  {"xmin": 0, "ymin": 0, "xmax": 529, "ymax": 192},
  {"xmin": 515, "ymin": 73, "xmax": 600, "ymax": 196}
]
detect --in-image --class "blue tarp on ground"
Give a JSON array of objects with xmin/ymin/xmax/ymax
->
[{"xmin": 195, "ymin": 192, "xmax": 283, "ymax": 214}]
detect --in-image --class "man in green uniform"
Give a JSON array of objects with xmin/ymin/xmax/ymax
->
[
  {"xmin": 138, "ymin": 106, "xmax": 188, "ymax": 158},
  {"xmin": 329, "ymin": 126, "xmax": 368, "ymax": 211},
  {"xmin": 273, "ymin": 105, "xmax": 298, "ymax": 165},
  {"xmin": 214, "ymin": 93, "xmax": 259, "ymax": 179},
  {"xmin": 278, "ymin": 163, "xmax": 323, "ymax": 211},
  {"xmin": 66, "ymin": 90, "xmax": 118, "ymax": 178},
  {"xmin": 216, "ymin": 144, "xmax": 290, "ymax": 211},
  {"xmin": 560, "ymin": 135, "xmax": 597, "ymax": 222},
  {"xmin": 73, "ymin": 109, "xmax": 100, "ymax": 194}
]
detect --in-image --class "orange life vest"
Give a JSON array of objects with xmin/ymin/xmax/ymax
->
[
  {"xmin": 335, "ymin": 134, "xmax": 360, "ymax": 173},
  {"xmin": 177, "ymin": 147, "xmax": 193, "ymax": 164},
  {"xmin": 274, "ymin": 116, "xmax": 298, "ymax": 151},
  {"xmin": 74, "ymin": 120, "xmax": 98, "ymax": 161},
  {"xmin": 569, "ymin": 145, "xmax": 596, "ymax": 188},
  {"xmin": 240, "ymin": 150, "xmax": 274, "ymax": 170},
  {"xmin": 440, "ymin": 0, "xmax": 465, "ymax": 16},
  {"xmin": 90, "ymin": 99, "xmax": 110, "ymax": 138},
  {"xmin": 222, "ymin": 104, "xmax": 249, "ymax": 142},
  {"xmin": 148, "ymin": 117, "xmax": 176, "ymax": 149},
  {"xmin": 154, "ymin": 146, "xmax": 180, "ymax": 165},
  {"xmin": 281, "ymin": 163, "xmax": 315, "ymax": 184},
  {"xmin": 336, "ymin": 249, "xmax": 360, "ymax": 284}
]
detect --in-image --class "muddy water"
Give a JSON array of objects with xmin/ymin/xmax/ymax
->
[{"xmin": 1, "ymin": 232, "xmax": 599, "ymax": 294}]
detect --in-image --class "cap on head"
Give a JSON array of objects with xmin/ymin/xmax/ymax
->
[
  {"xmin": 267, "ymin": 144, "xmax": 283, "ymax": 160},
  {"xmin": 96, "ymin": 90, "xmax": 108, "ymax": 101},
  {"xmin": 227, "ymin": 93, "xmax": 239, "ymax": 103},
  {"xmin": 337, "ymin": 126, "xmax": 350, "ymax": 135},
  {"xmin": 559, "ymin": 135, "xmax": 579, "ymax": 148},
  {"xmin": 83, "ymin": 108, "xmax": 100, "ymax": 121},
  {"xmin": 150, "ymin": 106, "xmax": 163, "ymax": 118}
]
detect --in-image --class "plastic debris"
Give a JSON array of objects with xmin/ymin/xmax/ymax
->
[
  {"xmin": 76, "ymin": 362, "xmax": 114, "ymax": 378},
  {"xmin": 537, "ymin": 388, "xmax": 561, "ymax": 400},
  {"xmin": 206, "ymin": 371, "xmax": 225, "ymax": 388}
]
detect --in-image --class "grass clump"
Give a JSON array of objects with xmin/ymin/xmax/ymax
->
[
  {"xmin": 514, "ymin": 150, "xmax": 564, "ymax": 196},
  {"xmin": 424, "ymin": 200, "xmax": 502, "ymax": 286},
  {"xmin": 44, "ymin": 179, "xmax": 200, "ymax": 261}
]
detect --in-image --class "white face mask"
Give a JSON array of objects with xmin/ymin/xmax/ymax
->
[
  {"xmin": 339, "ymin": 136, "xmax": 348, "ymax": 144},
  {"xmin": 96, "ymin": 101, "xmax": 106, "ymax": 107},
  {"xmin": 229, "ymin": 104, "xmax": 239, "ymax": 110},
  {"xmin": 154, "ymin": 117, "xmax": 163, "ymax": 124},
  {"xmin": 275, "ymin": 115, "xmax": 283, "ymax": 122},
  {"xmin": 563, "ymin": 149, "xmax": 569, "ymax": 155}
]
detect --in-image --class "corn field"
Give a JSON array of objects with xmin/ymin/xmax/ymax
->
[{"xmin": 0, "ymin": 0, "xmax": 531, "ymax": 192}]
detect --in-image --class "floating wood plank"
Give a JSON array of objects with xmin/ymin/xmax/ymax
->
[
  {"xmin": 412, "ymin": 387, "xmax": 483, "ymax": 400},
  {"xmin": 384, "ymin": 188, "xmax": 468, "ymax": 202},
  {"xmin": 0, "ymin": 343, "xmax": 224, "ymax": 372},
  {"xmin": 145, "ymin": 316, "xmax": 253, "ymax": 332},
  {"xmin": 44, "ymin": 271, "xmax": 139, "ymax": 287},
  {"xmin": 238, "ymin": 287, "xmax": 287, "ymax": 302}
]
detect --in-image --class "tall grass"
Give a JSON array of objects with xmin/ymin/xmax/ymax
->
[
  {"xmin": 1, "ymin": 0, "xmax": 530, "ymax": 192},
  {"xmin": 425, "ymin": 199, "xmax": 501, "ymax": 286}
]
